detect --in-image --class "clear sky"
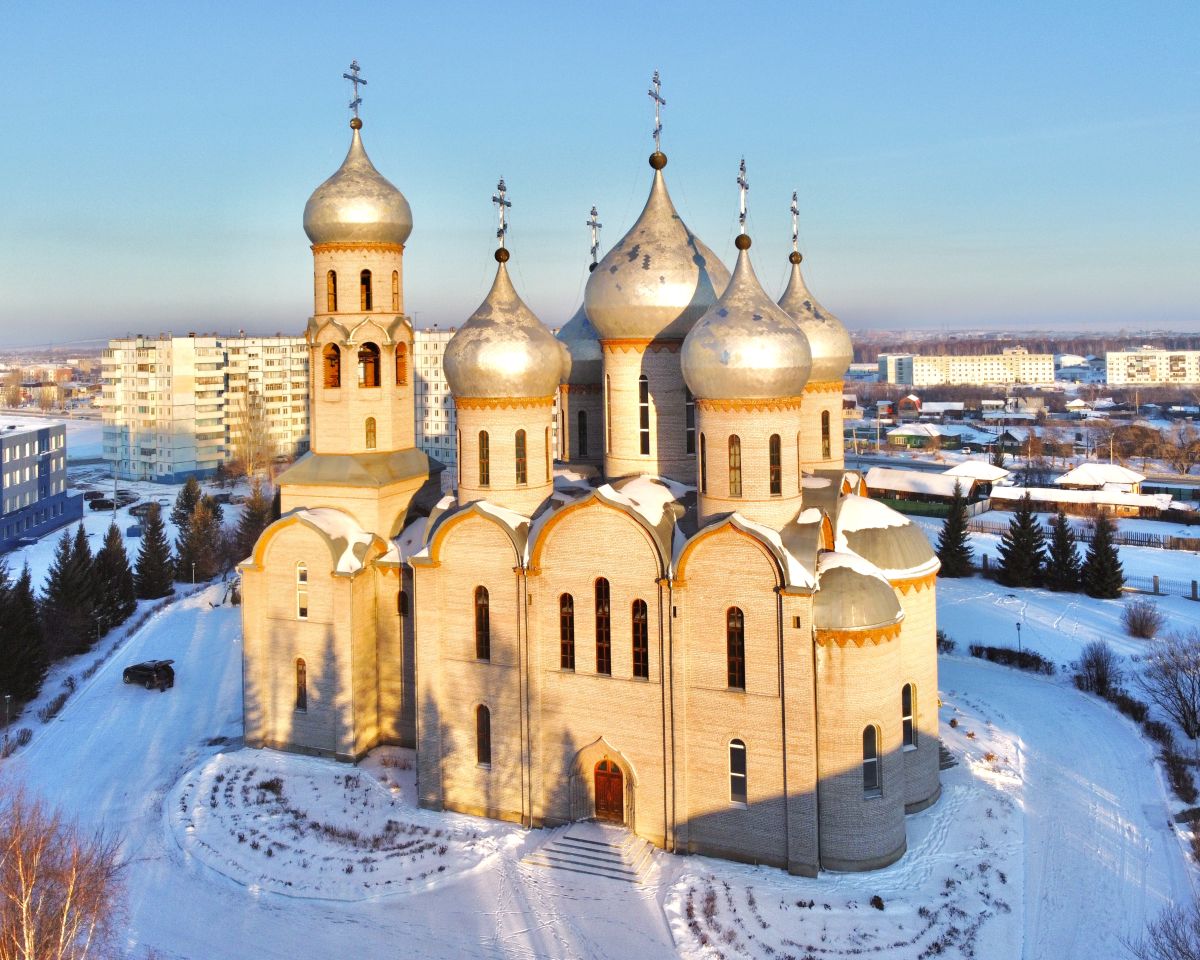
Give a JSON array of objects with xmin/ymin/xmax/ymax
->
[{"xmin": 0, "ymin": 1, "xmax": 1197, "ymax": 346}]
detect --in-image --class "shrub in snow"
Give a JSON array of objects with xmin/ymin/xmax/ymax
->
[
  {"xmin": 1125, "ymin": 897, "xmax": 1200, "ymax": 960},
  {"xmin": 1124, "ymin": 599, "xmax": 1167, "ymax": 640},
  {"xmin": 36, "ymin": 691, "xmax": 70, "ymax": 724},
  {"xmin": 1073, "ymin": 641, "xmax": 1122, "ymax": 697},
  {"xmin": 870, "ymin": 895, "xmax": 885, "ymax": 911},
  {"xmin": 0, "ymin": 728, "xmax": 32, "ymax": 758},
  {"xmin": 1134, "ymin": 629, "xmax": 1200, "ymax": 740},
  {"xmin": 968, "ymin": 644, "xmax": 1055, "ymax": 675},
  {"xmin": 1162, "ymin": 750, "xmax": 1199, "ymax": 806},
  {"xmin": 1142, "ymin": 720, "xmax": 1175, "ymax": 751},
  {"xmin": 1105, "ymin": 690, "xmax": 1149, "ymax": 724},
  {"xmin": 936, "ymin": 630, "xmax": 957, "ymax": 654}
]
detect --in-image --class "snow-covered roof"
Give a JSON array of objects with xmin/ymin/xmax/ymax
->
[
  {"xmin": 813, "ymin": 550, "xmax": 902, "ymax": 631},
  {"xmin": 835, "ymin": 494, "xmax": 940, "ymax": 580},
  {"xmin": 294, "ymin": 507, "xmax": 378, "ymax": 573},
  {"xmin": 887, "ymin": 423, "xmax": 956, "ymax": 438},
  {"xmin": 864, "ymin": 467, "xmax": 972, "ymax": 499},
  {"xmin": 1054, "ymin": 463, "xmax": 1144, "ymax": 488},
  {"xmin": 919, "ymin": 401, "xmax": 965, "ymax": 414},
  {"xmin": 943, "ymin": 461, "xmax": 1010, "ymax": 483},
  {"xmin": 990, "ymin": 486, "xmax": 1173, "ymax": 510}
]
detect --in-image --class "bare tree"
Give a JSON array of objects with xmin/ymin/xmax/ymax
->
[
  {"xmin": 1166, "ymin": 423, "xmax": 1200, "ymax": 476},
  {"xmin": 1124, "ymin": 899, "xmax": 1200, "ymax": 960},
  {"xmin": 1, "ymin": 372, "xmax": 22, "ymax": 408},
  {"xmin": 226, "ymin": 392, "xmax": 275, "ymax": 479},
  {"xmin": 1133, "ymin": 629, "xmax": 1200, "ymax": 739},
  {"xmin": 1074, "ymin": 640, "xmax": 1122, "ymax": 697},
  {"xmin": 0, "ymin": 786, "xmax": 125, "ymax": 960}
]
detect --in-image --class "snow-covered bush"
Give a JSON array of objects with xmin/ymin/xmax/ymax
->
[
  {"xmin": 1074, "ymin": 641, "xmax": 1122, "ymax": 697},
  {"xmin": 936, "ymin": 630, "xmax": 957, "ymax": 654},
  {"xmin": 1134, "ymin": 629, "xmax": 1200, "ymax": 739},
  {"xmin": 1125, "ymin": 898, "xmax": 1200, "ymax": 959},
  {"xmin": 1123, "ymin": 599, "xmax": 1166, "ymax": 640}
]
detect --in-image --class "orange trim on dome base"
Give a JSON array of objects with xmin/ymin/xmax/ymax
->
[
  {"xmin": 695, "ymin": 396, "xmax": 805, "ymax": 413},
  {"xmin": 803, "ymin": 379, "xmax": 844, "ymax": 395},
  {"xmin": 891, "ymin": 571, "xmax": 938, "ymax": 594},
  {"xmin": 312, "ymin": 242, "xmax": 406, "ymax": 254},
  {"xmin": 453, "ymin": 395, "xmax": 556, "ymax": 410},
  {"xmin": 600, "ymin": 338, "xmax": 683, "ymax": 354},
  {"xmin": 815, "ymin": 622, "xmax": 902, "ymax": 648}
]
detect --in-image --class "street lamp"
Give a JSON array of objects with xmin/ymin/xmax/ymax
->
[
  {"xmin": 1015, "ymin": 621, "xmax": 1022, "ymax": 656},
  {"xmin": 3, "ymin": 694, "xmax": 11, "ymax": 752},
  {"xmin": 191, "ymin": 562, "xmax": 196, "ymax": 586}
]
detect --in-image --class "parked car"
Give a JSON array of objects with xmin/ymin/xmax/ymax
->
[
  {"xmin": 122, "ymin": 660, "xmax": 175, "ymax": 691},
  {"xmin": 83, "ymin": 490, "xmax": 107, "ymax": 502},
  {"xmin": 15, "ymin": 537, "xmax": 38, "ymax": 547},
  {"xmin": 88, "ymin": 499, "xmax": 115, "ymax": 511}
]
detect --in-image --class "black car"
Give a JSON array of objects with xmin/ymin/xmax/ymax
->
[{"xmin": 123, "ymin": 660, "xmax": 175, "ymax": 691}]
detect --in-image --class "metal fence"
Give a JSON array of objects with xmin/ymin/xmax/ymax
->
[
  {"xmin": 966, "ymin": 517, "xmax": 1200, "ymax": 552},
  {"xmin": 972, "ymin": 555, "xmax": 1200, "ymax": 600}
]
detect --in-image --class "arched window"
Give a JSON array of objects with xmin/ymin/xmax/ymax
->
[
  {"xmin": 295, "ymin": 658, "xmax": 307, "ymax": 712},
  {"xmin": 632, "ymin": 599, "xmax": 649, "ymax": 679},
  {"xmin": 727, "ymin": 606, "xmax": 745, "ymax": 689},
  {"xmin": 685, "ymin": 388, "xmax": 696, "ymax": 454},
  {"xmin": 638, "ymin": 375, "xmax": 650, "ymax": 455},
  {"xmin": 769, "ymin": 434, "xmax": 782, "ymax": 496},
  {"xmin": 398, "ymin": 590, "xmax": 409, "ymax": 618},
  {"xmin": 729, "ymin": 739, "xmax": 747, "ymax": 803},
  {"xmin": 364, "ymin": 417, "xmax": 377, "ymax": 449},
  {"xmin": 700, "ymin": 433, "xmax": 707, "ymax": 494},
  {"xmin": 360, "ymin": 269, "xmax": 373, "ymax": 311},
  {"xmin": 478, "ymin": 431, "xmax": 490, "ymax": 486},
  {"xmin": 577, "ymin": 410, "xmax": 588, "ymax": 457},
  {"xmin": 476, "ymin": 705, "xmax": 491, "ymax": 765},
  {"xmin": 357, "ymin": 342, "xmax": 380, "ymax": 387},
  {"xmin": 515, "ymin": 429, "xmax": 527, "ymax": 485},
  {"xmin": 391, "ymin": 270, "xmax": 400, "ymax": 311},
  {"xmin": 902, "ymin": 684, "xmax": 916, "ymax": 748},
  {"xmin": 545, "ymin": 426, "xmax": 551, "ymax": 480},
  {"xmin": 322, "ymin": 343, "xmax": 341, "ymax": 389},
  {"xmin": 605, "ymin": 374, "xmax": 612, "ymax": 453},
  {"xmin": 863, "ymin": 725, "xmax": 881, "ymax": 796},
  {"xmin": 474, "ymin": 586, "xmax": 490, "ymax": 660},
  {"xmin": 822, "ymin": 410, "xmax": 832, "ymax": 460},
  {"xmin": 595, "ymin": 578, "xmax": 611, "ymax": 675},
  {"xmin": 296, "ymin": 562, "xmax": 309, "ymax": 620},
  {"xmin": 728, "ymin": 435, "xmax": 742, "ymax": 497},
  {"xmin": 560, "ymin": 594, "xmax": 575, "ymax": 671},
  {"xmin": 395, "ymin": 343, "xmax": 408, "ymax": 385},
  {"xmin": 326, "ymin": 270, "xmax": 338, "ymax": 312}
]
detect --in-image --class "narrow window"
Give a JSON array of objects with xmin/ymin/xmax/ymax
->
[
  {"xmin": 296, "ymin": 562, "xmax": 308, "ymax": 620},
  {"xmin": 295, "ymin": 658, "xmax": 307, "ymax": 712},
  {"xmin": 475, "ymin": 586, "xmax": 490, "ymax": 660},
  {"xmin": 545, "ymin": 426, "xmax": 551, "ymax": 480},
  {"xmin": 632, "ymin": 599, "xmax": 649, "ymax": 679},
  {"xmin": 577, "ymin": 410, "xmax": 588, "ymax": 457},
  {"xmin": 700, "ymin": 433, "xmax": 707, "ymax": 493},
  {"xmin": 729, "ymin": 739, "xmax": 747, "ymax": 803},
  {"xmin": 822, "ymin": 410, "xmax": 832, "ymax": 460},
  {"xmin": 560, "ymin": 594, "xmax": 575, "ymax": 671},
  {"xmin": 365, "ymin": 417, "xmax": 377, "ymax": 449},
  {"xmin": 685, "ymin": 388, "xmax": 696, "ymax": 454},
  {"xmin": 326, "ymin": 270, "xmax": 338, "ymax": 312},
  {"xmin": 395, "ymin": 343, "xmax": 408, "ymax": 385},
  {"xmin": 360, "ymin": 269, "xmax": 373, "ymax": 311},
  {"xmin": 515, "ymin": 429, "xmax": 527, "ymax": 485},
  {"xmin": 595, "ymin": 578, "xmax": 611, "ymax": 675},
  {"xmin": 638, "ymin": 375, "xmax": 650, "ymax": 455},
  {"xmin": 357, "ymin": 342, "xmax": 380, "ymax": 387},
  {"xmin": 398, "ymin": 590, "xmax": 409, "ymax": 618},
  {"xmin": 727, "ymin": 606, "xmax": 745, "ymax": 689},
  {"xmin": 769, "ymin": 434, "xmax": 782, "ymax": 496},
  {"xmin": 478, "ymin": 431, "xmax": 490, "ymax": 486},
  {"xmin": 902, "ymin": 683, "xmax": 916, "ymax": 748},
  {"xmin": 391, "ymin": 270, "xmax": 399, "ymax": 311},
  {"xmin": 476, "ymin": 705, "xmax": 491, "ymax": 765},
  {"xmin": 605, "ymin": 375, "xmax": 612, "ymax": 453},
  {"xmin": 728, "ymin": 435, "xmax": 742, "ymax": 497},
  {"xmin": 863, "ymin": 726, "xmax": 881, "ymax": 796},
  {"xmin": 322, "ymin": 343, "xmax": 341, "ymax": 389}
]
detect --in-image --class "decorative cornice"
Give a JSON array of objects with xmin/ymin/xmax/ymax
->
[
  {"xmin": 559, "ymin": 383, "xmax": 602, "ymax": 395},
  {"xmin": 695, "ymin": 396, "xmax": 805, "ymax": 413},
  {"xmin": 892, "ymin": 571, "xmax": 938, "ymax": 594},
  {"xmin": 815, "ymin": 622, "xmax": 902, "ymax": 648},
  {"xmin": 312, "ymin": 242, "xmax": 406, "ymax": 255},
  {"xmin": 454, "ymin": 395, "xmax": 556, "ymax": 411},
  {"xmin": 600, "ymin": 338, "xmax": 682, "ymax": 354},
  {"xmin": 803, "ymin": 379, "xmax": 844, "ymax": 395}
]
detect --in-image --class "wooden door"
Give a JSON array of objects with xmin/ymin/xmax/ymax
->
[{"xmin": 594, "ymin": 759, "xmax": 624, "ymax": 823}]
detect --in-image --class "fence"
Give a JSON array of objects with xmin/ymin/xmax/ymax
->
[
  {"xmin": 973, "ymin": 553, "xmax": 1200, "ymax": 601},
  {"xmin": 966, "ymin": 517, "xmax": 1200, "ymax": 552}
]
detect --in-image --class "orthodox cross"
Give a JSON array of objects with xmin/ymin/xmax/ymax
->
[
  {"xmin": 648, "ymin": 71, "xmax": 666, "ymax": 152},
  {"xmin": 737, "ymin": 158, "xmax": 749, "ymax": 234},
  {"xmin": 587, "ymin": 205, "xmax": 603, "ymax": 267},
  {"xmin": 790, "ymin": 191, "xmax": 800, "ymax": 252},
  {"xmin": 343, "ymin": 60, "xmax": 367, "ymax": 118},
  {"xmin": 493, "ymin": 177, "xmax": 511, "ymax": 247}
]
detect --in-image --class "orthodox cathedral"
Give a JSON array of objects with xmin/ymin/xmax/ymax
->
[{"xmin": 240, "ymin": 73, "xmax": 941, "ymax": 875}]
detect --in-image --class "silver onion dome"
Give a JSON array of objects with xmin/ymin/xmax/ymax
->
[
  {"xmin": 681, "ymin": 239, "xmax": 812, "ymax": 400},
  {"xmin": 778, "ymin": 254, "xmax": 852, "ymax": 382},
  {"xmin": 303, "ymin": 121, "xmax": 413, "ymax": 246},
  {"xmin": 584, "ymin": 156, "xmax": 730, "ymax": 342},
  {"xmin": 556, "ymin": 302, "xmax": 603, "ymax": 385},
  {"xmin": 813, "ymin": 553, "xmax": 903, "ymax": 631},
  {"xmin": 444, "ymin": 256, "xmax": 564, "ymax": 399}
]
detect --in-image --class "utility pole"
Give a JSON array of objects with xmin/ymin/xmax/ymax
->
[{"xmin": 1015, "ymin": 621, "xmax": 1022, "ymax": 656}]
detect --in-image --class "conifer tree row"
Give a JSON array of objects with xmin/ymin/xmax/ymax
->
[
  {"xmin": 996, "ymin": 491, "xmax": 1046, "ymax": 588},
  {"xmin": 936, "ymin": 480, "xmax": 974, "ymax": 578},
  {"xmin": 135, "ymin": 501, "xmax": 174, "ymax": 599},
  {"xmin": 1044, "ymin": 509, "xmax": 1082, "ymax": 592},
  {"xmin": 1082, "ymin": 511, "xmax": 1125, "ymax": 599},
  {"xmin": 0, "ymin": 563, "xmax": 46, "ymax": 703}
]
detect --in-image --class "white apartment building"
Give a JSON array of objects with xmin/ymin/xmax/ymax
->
[
  {"xmin": 100, "ymin": 335, "xmax": 309, "ymax": 482},
  {"xmin": 878, "ymin": 347, "xmax": 1054, "ymax": 387},
  {"xmin": 412, "ymin": 327, "xmax": 458, "ymax": 470},
  {"xmin": 1106, "ymin": 347, "xmax": 1200, "ymax": 386}
]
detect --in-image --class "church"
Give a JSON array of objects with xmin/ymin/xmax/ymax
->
[{"xmin": 240, "ymin": 72, "xmax": 941, "ymax": 876}]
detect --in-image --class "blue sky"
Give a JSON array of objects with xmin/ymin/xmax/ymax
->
[{"xmin": 0, "ymin": 1, "xmax": 1197, "ymax": 346}]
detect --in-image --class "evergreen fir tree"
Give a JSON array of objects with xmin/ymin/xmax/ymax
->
[
  {"xmin": 996, "ymin": 491, "xmax": 1047, "ymax": 588},
  {"xmin": 0, "ymin": 563, "xmax": 47, "ymax": 702},
  {"xmin": 135, "ymin": 502, "xmax": 175, "ymax": 599},
  {"xmin": 200, "ymin": 492, "xmax": 224, "ymax": 527},
  {"xmin": 990, "ymin": 445, "xmax": 1006, "ymax": 468},
  {"xmin": 94, "ymin": 522, "xmax": 137, "ymax": 632},
  {"xmin": 171, "ymin": 476, "xmax": 202, "ymax": 541},
  {"xmin": 271, "ymin": 485, "xmax": 282, "ymax": 522},
  {"xmin": 41, "ymin": 525, "xmax": 92, "ymax": 657},
  {"xmin": 234, "ymin": 478, "xmax": 273, "ymax": 561},
  {"xmin": 178, "ymin": 499, "xmax": 222, "ymax": 583},
  {"xmin": 936, "ymin": 480, "xmax": 974, "ymax": 577},
  {"xmin": 1044, "ymin": 509, "xmax": 1082, "ymax": 592},
  {"xmin": 1082, "ymin": 511, "xmax": 1125, "ymax": 599}
]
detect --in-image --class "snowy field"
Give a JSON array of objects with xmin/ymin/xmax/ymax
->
[{"xmin": 0, "ymin": 411, "xmax": 104, "ymax": 460}]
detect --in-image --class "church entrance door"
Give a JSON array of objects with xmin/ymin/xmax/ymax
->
[{"xmin": 593, "ymin": 759, "xmax": 624, "ymax": 823}]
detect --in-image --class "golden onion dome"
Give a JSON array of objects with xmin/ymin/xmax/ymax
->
[
  {"xmin": 444, "ymin": 252, "xmax": 564, "ymax": 399},
  {"xmin": 813, "ymin": 551, "xmax": 903, "ymax": 631},
  {"xmin": 681, "ymin": 237, "xmax": 812, "ymax": 401},
  {"xmin": 777, "ymin": 253, "xmax": 852, "ymax": 382},
  {"xmin": 583, "ymin": 154, "xmax": 730, "ymax": 342},
  {"xmin": 556, "ymin": 301, "xmax": 603, "ymax": 385},
  {"xmin": 303, "ymin": 121, "xmax": 413, "ymax": 246}
]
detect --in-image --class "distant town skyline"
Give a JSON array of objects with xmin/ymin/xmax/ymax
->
[{"xmin": 1, "ymin": 1, "xmax": 1197, "ymax": 346}]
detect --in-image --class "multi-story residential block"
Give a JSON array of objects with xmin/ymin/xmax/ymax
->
[
  {"xmin": 412, "ymin": 328, "xmax": 457, "ymax": 470},
  {"xmin": 878, "ymin": 347, "xmax": 1054, "ymax": 386},
  {"xmin": 1, "ymin": 418, "xmax": 83, "ymax": 551},
  {"xmin": 1106, "ymin": 347, "xmax": 1200, "ymax": 386}
]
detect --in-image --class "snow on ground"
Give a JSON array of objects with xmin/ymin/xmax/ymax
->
[{"xmin": 0, "ymin": 411, "xmax": 104, "ymax": 460}]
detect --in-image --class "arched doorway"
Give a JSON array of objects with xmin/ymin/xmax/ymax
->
[{"xmin": 594, "ymin": 759, "xmax": 624, "ymax": 823}]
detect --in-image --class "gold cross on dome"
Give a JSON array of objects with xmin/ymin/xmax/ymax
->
[
  {"xmin": 648, "ymin": 70, "xmax": 666, "ymax": 152},
  {"xmin": 737, "ymin": 158, "xmax": 749, "ymax": 234},
  {"xmin": 343, "ymin": 60, "xmax": 367, "ymax": 118},
  {"xmin": 587, "ymin": 206, "xmax": 603, "ymax": 266},
  {"xmin": 492, "ymin": 177, "xmax": 511, "ymax": 247}
]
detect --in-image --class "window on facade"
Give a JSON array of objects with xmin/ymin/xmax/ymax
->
[
  {"xmin": 595, "ymin": 578, "xmax": 611, "ymax": 675},
  {"xmin": 822, "ymin": 410, "xmax": 832, "ymax": 460},
  {"xmin": 398, "ymin": 590, "xmax": 409, "ymax": 618},
  {"xmin": 365, "ymin": 417, "xmax": 377, "ymax": 449},
  {"xmin": 395, "ymin": 343, "xmax": 408, "ymax": 385},
  {"xmin": 295, "ymin": 658, "xmax": 307, "ymax": 712},
  {"xmin": 729, "ymin": 739, "xmax": 747, "ymax": 803},
  {"xmin": 560, "ymin": 594, "xmax": 575, "ymax": 670},
  {"xmin": 863, "ymin": 725, "xmax": 881, "ymax": 796},
  {"xmin": 323, "ymin": 343, "xmax": 341, "ymax": 388},
  {"xmin": 360, "ymin": 269, "xmax": 373, "ymax": 311},
  {"xmin": 478, "ymin": 431, "xmax": 490, "ymax": 486},
  {"xmin": 902, "ymin": 683, "xmax": 916, "ymax": 748},
  {"xmin": 475, "ymin": 586, "xmax": 490, "ymax": 660},
  {"xmin": 296, "ymin": 562, "xmax": 309, "ymax": 620},
  {"xmin": 700, "ymin": 433, "xmax": 707, "ymax": 493},
  {"xmin": 476, "ymin": 705, "xmax": 491, "ymax": 765},
  {"xmin": 326, "ymin": 270, "xmax": 338, "ymax": 312},
  {"xmin": 685, "ymin": 388, "xmax": 696, "ymax": 454},
  {"xmin": 515, "ymin": 429, "xmax": 527, "ymax": 485},
  {"xmin": 769, "ymin": 434, "xmax": 782, "ymax": 496},
  {"xmin": 727, "ymin": 606, "xmax": 745, "ymax": 689},
  {"xmin": 638, "ymin": 375, "xmax": 650, "ymax": 455},
  {"xmin": 577, "ymin": 410, "xmax": 588, "ymax": 457},
  {"xmin": 632, "ymin": 599, "xmax": 649, "ymax": 679},
  {"xmin": 391, "ymin": 270, "xmax": 399, "ymax": 311},
  {"xmin": 728, "ymin": 435, "xmax": 742, "ymax": 497},
  {"xmin": 358, "ymin": 342, "xmax": 381, "ymax": 387}
]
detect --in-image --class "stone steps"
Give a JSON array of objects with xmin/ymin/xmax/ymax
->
[
  {"xmin": 939, "ymin": 740, "xmax": 959, "ymax": 770},
  {"xmin": 521, "ymin": 822, "xmax": 656, "ymax": 884}
]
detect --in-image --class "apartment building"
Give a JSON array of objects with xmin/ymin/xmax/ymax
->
[
  {"xmin": 412, "ymin": 328, "xmax": 458, "ymax": 470},
  {"xmin": 1, "ymin": 418, "xmax": 82, "ymax": 551},
  {"xmin": 878, "ymin": 347, "xmax": 1054, "ymax": 387},
  {"xmin": 1107, "ymin": 347, "xmax": 1200, "ymax": 386}
]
